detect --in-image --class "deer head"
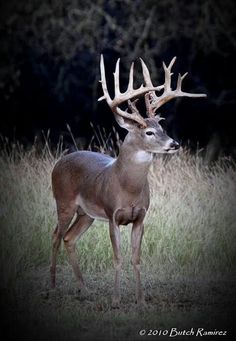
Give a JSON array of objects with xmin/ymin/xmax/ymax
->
[{"xmin": 98, "ymin": 55, "xmax": 206, "ymax": 154}]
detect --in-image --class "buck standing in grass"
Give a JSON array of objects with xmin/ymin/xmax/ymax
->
[{"xmin": 51, "ymin": 55, "xmax": 206, "ymax": 307}]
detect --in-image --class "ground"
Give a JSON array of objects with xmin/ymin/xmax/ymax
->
[{"xmin": 2, "ymin": 265, "xmax": 235, "ymax": 341}]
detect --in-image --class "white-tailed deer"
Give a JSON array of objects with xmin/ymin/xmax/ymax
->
[{"xmin": 51, "ymin": 55, "xmax": 206, "ymax": 307}]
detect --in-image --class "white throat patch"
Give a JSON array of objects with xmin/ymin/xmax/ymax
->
[{"xmin": 133, "ymin": 151, "xmax": 153, "ymax": 163}]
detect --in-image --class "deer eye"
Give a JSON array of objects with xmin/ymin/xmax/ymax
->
[{"xmin": 146, "ymin": 131, "xmax": 154, "ymax": 136}]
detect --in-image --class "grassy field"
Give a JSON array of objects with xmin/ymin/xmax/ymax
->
[{"xmin": 0, "ymin": 141, "xmax": 236, "ymax": 340}]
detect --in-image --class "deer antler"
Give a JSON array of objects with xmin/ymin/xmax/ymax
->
[
  {"xmin": 98, "ymin": 55, "xmax": 164, "ymax": 128},
  {"xmin": 140, "ymin": 57, "xmax": 207, "ymax": 117}
]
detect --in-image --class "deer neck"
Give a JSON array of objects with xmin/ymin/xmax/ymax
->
[{"xmin": 114, "ymin": 137, "xmax": 153, "ymax": 193}]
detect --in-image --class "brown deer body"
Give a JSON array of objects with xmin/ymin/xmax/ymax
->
[{"xmin": 51, "ymin": 56, "xmax": 206, "ymax": 306}]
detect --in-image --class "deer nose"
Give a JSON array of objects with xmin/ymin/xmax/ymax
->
[{"xmin": 170, "ymin": 141, "xmax": 180, "ymax": 150}]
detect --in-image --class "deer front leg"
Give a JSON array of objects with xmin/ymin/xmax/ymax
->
[
  {"xmin": 109, "ymin": 220, "xmax": 122, "ymax": 308},
  {"xmin": 131, "ymin": 221, "xmax": 145, "ymax": 305}
]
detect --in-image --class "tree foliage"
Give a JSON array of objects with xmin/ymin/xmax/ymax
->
[{"xmin": 0, "ymin": 0, "xmax": 235, "ymax": 147}]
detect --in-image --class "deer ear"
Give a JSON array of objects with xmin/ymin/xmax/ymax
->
[{"xmin": 114, "ymin": 114, "xmax": 143, "ymax": 132}]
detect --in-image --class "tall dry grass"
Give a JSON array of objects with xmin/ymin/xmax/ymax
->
[{"xmin": 0, "ymin": 139, "xmax": 236, "ymax": 293}]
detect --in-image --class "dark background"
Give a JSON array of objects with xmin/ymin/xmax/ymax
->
[
  {"xmin": 0, "ymin": 2, "xmax": 236, "ymax": 340},
  {"xmin": 0, "ymin": 0, "xmax": 235, "ymax": 155}
]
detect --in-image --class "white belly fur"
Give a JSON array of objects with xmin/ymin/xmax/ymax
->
[{"xmin": 76, "ymin": 194, "xmax": 109, "ymax": 221}]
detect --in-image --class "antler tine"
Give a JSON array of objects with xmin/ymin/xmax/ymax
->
[
  {"xmin": 140, "ymin": 58, "xmax": 165, "ymax": 93},
  {"xmin": 140, "ymin": 58, "xmax": 164, "ymax": 118},
  {"xmin": 98, "ymin": 54, "xmax": 112, "ymax": 105},
  {"xmin": 127, "ymin": 62, "xmax": 134, "ymax": 91},
  {"xmin": 163, "ymin": 56, "xmax": 176, "ymax": 92},
  {"xmin": 176, "ymin": 72, "xmax": 188, "ymax": 92},
  {"xmin": 140, "ymin": 58, "xmax": 154, "ymax": 88},
  {"xmin": 175, "ymin": 72, "xmax": 206, "ymax": 98},
  {"xmin": 168, "ymin": 56, "xmax": 177, "ymax": 69},
  {"xmin": 114, "ymin": 58, "xmax": 121, "ymax": 97}
]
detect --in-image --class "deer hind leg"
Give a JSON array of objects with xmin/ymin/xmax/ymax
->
[
  {"xmin": 63, "ymin": 212, "xmax": 94, "ymax": 291},
  {"xmin": 51, "ymin": 204, "xmax": 76, "ymax": 288},
  {"xmin": 109, "ymin": 219, "xmax": 122, "ymax": 308}
]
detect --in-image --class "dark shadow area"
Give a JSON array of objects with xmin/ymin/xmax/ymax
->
[
  {"xmin": 1, "ymin": 1, "xmax": 236, "ymax": 340},
  {"xmin": 1, "ymin": 269, "xmax": 236, "ymax": 341}
]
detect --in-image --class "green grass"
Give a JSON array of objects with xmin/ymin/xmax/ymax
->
[{"xmin": 0, "ymin": 142, "xmax": 236, "ymax": 340}]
